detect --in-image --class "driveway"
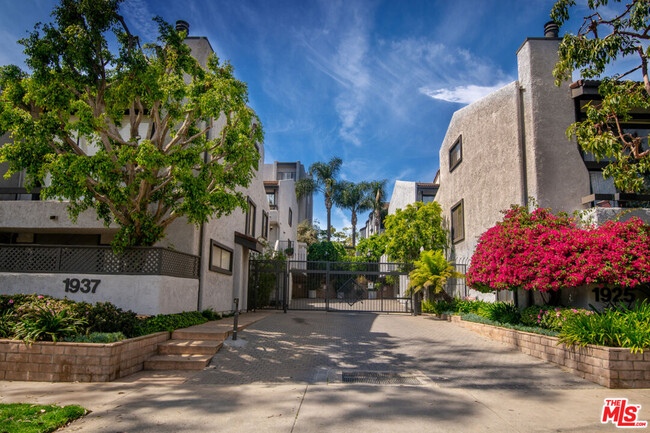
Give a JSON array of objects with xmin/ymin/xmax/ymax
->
[{"xmin": 190, "ymin": 311, "xmax": 597, "ymax": 389}]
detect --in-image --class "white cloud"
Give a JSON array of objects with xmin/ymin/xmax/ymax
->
[
  {"xmin": 334, "ymin": 207, "xmax": 351, "ymax": 230},
  {"xmin": 121, "ymin": 0, "xmax": 159, "ymax": 42},
  {"xmin": 419, "ymin": 82, "xmax": 510, "ymax": 105}
]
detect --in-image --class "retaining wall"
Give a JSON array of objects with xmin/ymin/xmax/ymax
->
[
  {"xmin": 0, "ymin": 332, "xmax": 169, "ymax": 382},
  {"xmin": 441, "ymin": 315, "xmax": 650, "ymax": 388}
]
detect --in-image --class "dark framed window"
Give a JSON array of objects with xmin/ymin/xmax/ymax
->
[
  {"xmin": 209, "ymin": 240, "xmax": 233, "ymax": 275},
  {"xmin": 451, "ymin": 199, "xmax": 465, "ymax": 244},
  {"xmin": 288, "ymin": 208, "xmax": 293, "ymax": 227},
  {"xmin": 266, "ymin": 192, "xmax": 276, "ymax": 206},
  {"xmin": 261, "ymin": 211, "xmax": 269, "ymax": 239},
  {"xmin": 421, "ymin": 194, "xmax": 435, "ymax": 204},
  {"xmin": 449, "ymin": 135, "xmax": 462, "ymax": 172},
  {"xmin": 245, "ymin": 197, "xmax": 256, "ymax": 237}
]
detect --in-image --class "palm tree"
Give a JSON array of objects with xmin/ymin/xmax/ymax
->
[
  {"xmin": 333, "ymin": 181, "xmax": 371, "ymax": 248},
  {"xmin": 295, "ymin": 157, "xmax": 342, "ymax": 242},
  {"xmin": 367, "ymin": 180, "xmax": 387, "ymax": 235},
  {"xmin": 408, "ymin": 250, "xmax": 464, "ymax": 301}
]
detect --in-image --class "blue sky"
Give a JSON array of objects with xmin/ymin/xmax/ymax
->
[{"xmin": 0, "ymin": 0, "xmax": 599, "ymax": 232}]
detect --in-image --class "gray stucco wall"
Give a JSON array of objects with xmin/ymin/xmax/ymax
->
[
  {"xmin": 435, "ymin": 82, "xmax": 524, "ymax": 262},
  {"xmin": 517, "ymin": 39, "xmax": 590, "ymax": 213}
]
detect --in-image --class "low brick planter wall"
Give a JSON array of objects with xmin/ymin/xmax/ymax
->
[
  {"xmin": 0, "ymin": 332, "xmax": 169, "ymax": 382},
  {"xmin": 440, "ymin": 314, "xmax": 650, "ymax": 389}
]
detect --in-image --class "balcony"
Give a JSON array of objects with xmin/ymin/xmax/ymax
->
[
  {"xmin": 0, "ymin": 245, "xmax": 199, "ymax": 279},
  {"xmin": 582, "ymin": 193, "xmax": 650, "ymax": 209},
  {"xmin": 582, "ymin": 193, "xmax": 650, "ymax": 225}
]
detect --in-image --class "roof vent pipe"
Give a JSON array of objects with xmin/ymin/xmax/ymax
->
[
  {"xmin": 175, "ymin": 20, "xmax": 190, "ymax": 35},
  {"xmin": 544, "ymin": 21, "xmax": 559, "ymax": 38}
]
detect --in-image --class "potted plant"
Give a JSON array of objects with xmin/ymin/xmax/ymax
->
[{"xmin": 284, "ymin": 247, "xmax": 294, "ymax": 257}]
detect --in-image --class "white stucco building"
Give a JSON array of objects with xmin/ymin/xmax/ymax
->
[{"xmin": 0, "ymin": 22, "xmax": 304, "ymax": 315}]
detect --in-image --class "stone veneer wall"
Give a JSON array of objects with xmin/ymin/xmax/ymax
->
[
  {"xmin": 442, "ymin": 315, "xmax": 650, "ymax": 389},
  {"xmin": 0, "ymin": 332, "xmax": 169, "ymax": 382}
]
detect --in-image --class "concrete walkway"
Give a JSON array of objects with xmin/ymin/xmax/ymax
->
[{"xmin": 1, "ymin": 311, "xmax": 649, "ymax": 432}]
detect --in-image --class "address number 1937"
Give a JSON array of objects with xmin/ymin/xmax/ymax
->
[{"xmin": 63, "ymin": 278, "xmax": 100, "ymax": 293}]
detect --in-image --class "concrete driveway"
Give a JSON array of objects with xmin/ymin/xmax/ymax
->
[{"xmin": 1, "ymin": 311, "xmax": 649, "ymax": 432}]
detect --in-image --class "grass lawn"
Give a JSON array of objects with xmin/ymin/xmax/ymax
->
[{"xmin": 0, "ymin": 404, "xmax": 86, "ymax": 433}]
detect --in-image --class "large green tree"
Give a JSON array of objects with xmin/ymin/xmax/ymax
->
[
  {"xmin": 384, "ymin": 201, "xmax": 447, "ymax": 264},
  {"xmin": 0, "ymin": 0, "xmax": 262, "ymax": 248},
  {"xmin": 552, "ymin": 0, "xmax": 650, "ymax": 192},
  {"xmin": 295, "ymin": 157, "xmax": 342, "ymax": 242},
  {"xmin": 333, "ymin": 180, "xmax": 370, "ymax": 248}
]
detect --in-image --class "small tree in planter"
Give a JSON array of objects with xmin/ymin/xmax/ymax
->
[{"xmin": 408, "ymin": 250, "xmax": 463, "ymax": 303}]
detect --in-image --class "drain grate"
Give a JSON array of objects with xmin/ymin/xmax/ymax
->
[{"xmin": 341, "ymin": 371, "xmax": 424, "ymax": 385}]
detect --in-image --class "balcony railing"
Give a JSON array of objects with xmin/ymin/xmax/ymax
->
[
  {"xmin": 0, "ymin": 245, "xmax": 199, "ymax": 279},
  {"xmin": 582, "ymin": 193, "xmax": 650, "ymax": 208}
]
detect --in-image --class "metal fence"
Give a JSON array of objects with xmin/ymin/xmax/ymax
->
[
  {"xmin": 248, "ymin": 259, "xmax": 413, "ymax": 313},
  {"xmin": 443, "ymin": 263, "xmax": 468, "ymax": 299},
  {"xmin": 0, "ymin": 245, "xmax": 200, "ymax": 279}
]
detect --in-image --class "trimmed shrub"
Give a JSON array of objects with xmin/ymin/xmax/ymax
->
[
  {"xmin": 64, "ymin": 332, "xmax": 126, "ymax": 343},
  {"xmin": 136, "ymin": 311, "xmax": 208, "ymax": 336}
]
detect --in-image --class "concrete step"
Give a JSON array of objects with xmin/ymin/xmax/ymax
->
[
  {"xmin": 171, "ymin": 329, "xmax": 231, "ymax": 341},
  {"xmin": 158, "ymin": 339, "xmax": 223, "ymax": 355},
  {"xmin": 144, "ymin": 354, "xmax": 212, "ymax": 371}
]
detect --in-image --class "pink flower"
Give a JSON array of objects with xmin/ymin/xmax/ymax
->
[
  {"xmin": 37, "ymin": 295, "xmax": 44, "ymax": 299},
  {"xmin": 8, "ymin": 300, "xmax": 13, "ymax": 304}
]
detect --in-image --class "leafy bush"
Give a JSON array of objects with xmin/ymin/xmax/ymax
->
[
  {"xmin": 559, "ymin": 300, "xmax": 650, "ymax": 353},
  {"xmin": 136, "ymin": 311, "xmax": 208, "ymax": 336},
  {"xmin": 12, "ymin": 306, "xmax": 87, "ymax": 342},
  {"xmin": 64, "ymin": 332, "xmax": 126, "ymax": 343},
  {"xmin": 521, "ymin": 305, "xmax": 594, "ymax": 331},
  {"xmin": 75, "ymin": 302, "xmax": 140, "ymax": 338},
  {"xmin": 478, "ymin": 302, "xmax": 521, "ymax": 324},
  {"xmin": 307, "ymin": 241, "xmax": 346, "ymax": 262},
  {"xmin": 201, "ymin": 309, "xmax": 221, "ymax": 321},
  {"xmin": 467, "ymin": 204, "xmax": 650, "ymax": 293}
]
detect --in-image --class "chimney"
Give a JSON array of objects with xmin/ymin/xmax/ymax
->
[
  {"xmin": 544, "ymin": 21, "xmax": 559, "ymax": 38},
  {"xmin": 175, "ymin": 20, "xmax": 190, "ymax": 35}
]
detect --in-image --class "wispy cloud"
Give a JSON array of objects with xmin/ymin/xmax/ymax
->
[
  {"xmin": 334, "ymin": 207, "xmax": 351, "ymax": 230},
  {"xmin": 121, "ymin": 0, "xmax": 159, "ymax": 42},
  {"xmin": 419, "ymin": 82, "xmax": 510, "ymax": 104}
]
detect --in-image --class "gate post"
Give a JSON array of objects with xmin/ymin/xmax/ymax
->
[
  {"xmin": 325, "ymin": 261, "xmax": 330, "ymax": 312},
  {"xmin": 283, "ymin": 261, "xmax": 288, "ymax": 313}
]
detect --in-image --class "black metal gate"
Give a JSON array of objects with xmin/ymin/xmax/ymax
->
[{"xmin": 248, "ymin": 259, "xmax": 413, "ymax": 313}]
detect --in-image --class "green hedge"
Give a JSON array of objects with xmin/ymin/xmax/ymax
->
[{"xmin": 0, "ymin": 294, "xmax": 224, "ymax": 343}]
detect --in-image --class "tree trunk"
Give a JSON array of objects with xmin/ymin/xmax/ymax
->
[
  {"xmin": 351, "ymin": 210, "xmax": 357, "ymax": 248},
  {"xmin": 325, "ymin": 195, "xmax": 332, "ymax": 242}
]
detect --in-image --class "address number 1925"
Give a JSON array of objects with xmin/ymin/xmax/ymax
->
[{"xmin": 63, "ymin": 278, "xmax": 100, "ymax": 293}]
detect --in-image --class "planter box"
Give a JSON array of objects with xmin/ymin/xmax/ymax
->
[
  {"xmin": 440, "ymin": 314, "xmax": 650, "ymax": 389},
  {"xmin": 0, "ymin": 332, "xmax": 169, "ymax": 382}
]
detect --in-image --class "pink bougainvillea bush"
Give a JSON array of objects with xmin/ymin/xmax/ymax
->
[{"xmin": 466, "ymin": 205, "xmax": 650, "ymax": 293}]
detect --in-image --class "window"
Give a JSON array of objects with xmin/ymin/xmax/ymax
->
[
  {"xmin": 245, "ymin": 198, "xmax": 256, "ymax": 237},
  {"xmin": 266, "ymin": 192, "xmax": 276, "ymax": 206},
  {"xmin": 421, "ymin": 194, "xmax": 435, "ymax": 204},
  {"xmin": 288, "ymin": 208, "xmax": 292, "ymax": 227},
  {"xmin": 451, "ymin": 200, "xmax": 464, "ymax": 244},
  {"xmin": 449, "ymin": 135, "xmax": 462, "ymax": 172},
  {"xmin": 278, "ymin": 172, "xmax": 295, "ymax": 180},
  {"xmin": 209, "ymin": 240, "xmax": 233, "ymax": 274},
  {"xmin": 261, "ymin": 211, "xmax": 269, "ymax": 239}
]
